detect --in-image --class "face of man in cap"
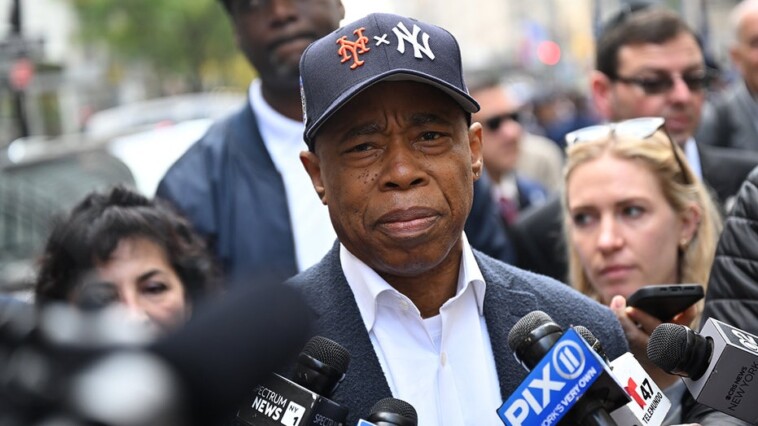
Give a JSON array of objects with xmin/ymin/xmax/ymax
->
[
  {"xmin": 301, "ymin": 81, "xmax": 483, "ymax": 287},
  {"xmin": 226, "ymin": 0, "xmax": 344, "ymax": 91}
]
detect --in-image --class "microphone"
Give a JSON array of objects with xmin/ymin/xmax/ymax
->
[
  {"xmin": 236, "ymin": 335, "xmax": 350, "ymax": 425},
  {"xmin": 647, "ymin": 318, "xmax": 758, "ymax": 424},
  {"xmin": 498, "ymin": 311, "xmax": 629, "ymax": 426},
  {"xmin": 357, "ymin": 397, "xmax": 418, "ymax": 425},
  {"xmin": 573, "ymin": 326, "xmax": 609, "ymax": 363},
  {"xmin": 574, "ymin": 326, "xmax": 670, "ymax": 426}
]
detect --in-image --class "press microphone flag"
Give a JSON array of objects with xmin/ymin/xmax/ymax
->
[
  {"xmin": 238, "ymin": 374, "xmax": 347, "ymax": 425},
  {"xmin": 608, "ymin": 353, "xmax": 670, "ymax": 426},
  {"xmin": 236, "ymin": 336, "xmax": 349, "ymax": 425},
  {"xmin": 498, "ymin": 327, "xmax": 628, "ymax": 426},
  {"xmin": 648, "ymin": 318, "xmax": 758, "ymax": 424}
]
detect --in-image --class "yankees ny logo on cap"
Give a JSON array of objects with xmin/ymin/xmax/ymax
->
[{"xmin": 299, "ymin": 13, "xmax": 479, "ymax": 149}]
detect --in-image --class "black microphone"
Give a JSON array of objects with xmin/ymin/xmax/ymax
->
[
  {"xmin": 502, "ymin": 311, "xmax": 629, "ymax": 426},
  {"xmin": 647, "ymin": 318, "xmax": 758, "ymax": 424},
  {"xmin": 357, "ymin": 397, "xmax": 418, "ymax": 425},
  {"xmin": 235, "ymin": 335, "xmax": 350, "ymax": 425},
  {"xmin": 574, "ymin": 326, "xmax": 609, "ymax": 363}
]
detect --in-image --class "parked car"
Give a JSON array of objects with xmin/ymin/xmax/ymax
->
[
  {"xmin": 84, "ymin": 92, "xmax": 244, "ymax": 196},
  {"xmin": 1, "ymin": 135, "xmax": 135, "ymax": 296}
]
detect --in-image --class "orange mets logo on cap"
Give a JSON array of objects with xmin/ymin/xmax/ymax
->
[
  {"xmin": 335, "ymin": 21, "xmax": 437, "ymax": 71},
  {"xmin": 336, "ymin": 28, "xmax": 370, "ymax": 70}
]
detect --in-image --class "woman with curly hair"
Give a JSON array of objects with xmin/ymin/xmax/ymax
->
[{"xmin": 35, "ymin": 185, "xmax": 220, "ymax": 333}]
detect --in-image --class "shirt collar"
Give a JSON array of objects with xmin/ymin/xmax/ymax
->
[
  {"xmin": 248, "ymin": 79, "xmax": 303, "ymax": 141},
  {"xmin": 682, "ymin": 137, "xmax": 703, "ymax": 180},
  {"xmin": 494, "ymin": 172, "xmax": 519, "ymax": 199},
  {"xmin": 341, "ymin": 233, "xmax": 486, "ymax": 332}
]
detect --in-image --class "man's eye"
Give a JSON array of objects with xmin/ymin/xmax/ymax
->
[
  {"xmin": 235, "ymin": 0, "xmax": 267, "ymax": 11},
  {"xmin": 346, "ymin": 143, "xmax": 374, "ymax": 153},
  {"xmin": 419, "ymin": 131, "xmax": 441, "ymax": 141}
]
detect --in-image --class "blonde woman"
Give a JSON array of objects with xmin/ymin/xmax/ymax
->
[{"xmin": 562, "ymin": 117, "xmax": 734, "ymax": 424}]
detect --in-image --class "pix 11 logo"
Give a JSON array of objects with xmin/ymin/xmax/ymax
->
[{"xmin": 498, "ymin": 329, "xmax": 603, "ymax": 426}]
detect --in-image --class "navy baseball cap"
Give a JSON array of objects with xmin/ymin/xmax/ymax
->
[{"xmin": 300, "ymin": 13, "xmax": 480, "ymax": 150}]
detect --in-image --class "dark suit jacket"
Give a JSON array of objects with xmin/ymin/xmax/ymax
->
[
  {"xmin": 510, "ymin": 143, "xmax": 758, "ymax": 282},
  {"xmin": 698, "ymin": 80, "xmax": 758, "ymax": 152},
  {"xmin": 702, "ymin": 165, "xmax": 758, "ymax": 335},
  {"xmin": 157, "ymin": 102, "xmax": 515, "ymax": 286},
  {"xmin": 288, "ymin": 245, "xmax": 628, "ymax": 425}
]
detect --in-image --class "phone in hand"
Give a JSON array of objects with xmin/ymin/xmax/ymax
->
[{"xmin": 626, "ymin": 284, "xmax": 704, "ymax": 322}]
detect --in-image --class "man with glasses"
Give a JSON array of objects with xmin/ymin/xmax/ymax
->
[
  {"xmin": 590, "ymin": 6, "xmax": 758, "ymax": 196},
  {"xmin": 510, "ymin": 5, "xmax": 758, "ymax": 283},
  {"xmin": 156, "ymin": 0, "xmax": 514, "ymax": 287},
  {"xmin": 469, "ymin": 75, "xmax": 549, "ymax": 229}
]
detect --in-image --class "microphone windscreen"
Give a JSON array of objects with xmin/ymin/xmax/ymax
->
[
  {"xmin": 573, "ymin": 325, "xmax": 609, "ymax": 361},
  {"xmin": 303, "ymin": 336, "xmax": 350, "ymax": 375},
  {"xmin": 573, "ymin": 325, "xmax": 597, "ymax": 345},
  {"xmin": 507, "ymin": 310, "xmax": 552, "ymax": 351},
  {"xmin": 369, "ymin": 397, "xmax": 418, "ymax": 422},
  {"xmin": 647, "ymin": 323, "xmax": 688, "ymax": 373}
]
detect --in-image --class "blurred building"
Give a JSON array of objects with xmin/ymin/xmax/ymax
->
[
  {"xmin": 0, "ymin": 0, "xmax": 85, "ymax": 143},
  {"xmin": 0, "ymin": 0, "xmax": 745, "ymax": 146},
  {"xmin": 342, "ymin": 0, "xmax": 741, "ymax": 94}
]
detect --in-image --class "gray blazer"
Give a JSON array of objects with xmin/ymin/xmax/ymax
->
[
  {"xmin": 288, "ymin": 245, "xmax": 629, "ymax": 424},
  {"xmin": 698, "ymin": 80, "xmax": 758, "ymax": 152}
]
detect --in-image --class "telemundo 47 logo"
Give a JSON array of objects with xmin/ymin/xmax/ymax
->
[{"xmin": 498, "ymin": 328, "xmax": 604, "ymax": 426}]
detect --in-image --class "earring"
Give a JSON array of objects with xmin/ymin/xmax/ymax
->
[{"xmin": 679, "ymin": 238, "xmax": 689, "ymax": 249}]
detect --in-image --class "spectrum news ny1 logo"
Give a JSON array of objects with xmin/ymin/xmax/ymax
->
[{"xmin": 497, "ymin": 328, "xmax": 605, "ymax": 426}]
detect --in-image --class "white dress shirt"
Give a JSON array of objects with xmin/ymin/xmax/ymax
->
[
  {"xmin": 341, "ymin": 234, "xmax": 503, "ymax": 426},
  {"xmin": 249, "ymin": 80, "xmax": 337, "ymax": 271},
  {"xmin": 683, "ymin": 137, "xmax": 703, "ymax": 180}
]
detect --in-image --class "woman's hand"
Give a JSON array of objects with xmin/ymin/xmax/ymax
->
[
  {"xmin": 671, "ymin": 303, "xmax": 698, "ymax": 327},
  {"xmin": 609, "ymin": 295, "xmax": 679, "ymax": 389}
]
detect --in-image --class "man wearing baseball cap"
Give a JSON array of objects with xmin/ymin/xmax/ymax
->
[{"xmin": 289, "ymin": 13, "xmax": 628, "ymax": 424}]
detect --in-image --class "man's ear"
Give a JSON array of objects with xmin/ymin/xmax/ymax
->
[
  {"xmin": 590, "ymin": 70, "xmax": 614, "ymax": 120},
  {"xmin": 730, "ymin": 45, "xmax": 747, "ymax": 77},
  {"xmin": 300, "ymin": 151, "xmax": 327, "ymax": 204},
  {"xmin": 468, "ymin": 122, "xmax": 484, "ymax": 181}
]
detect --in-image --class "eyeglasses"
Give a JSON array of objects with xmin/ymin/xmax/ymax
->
[
  {"xmin": 565, "ymin": 117, "xmax": 692, "ymax": 185},
  {"xmin": 612, "ymin": 71, "xmax": 711, "ymax": 95},
  {"xmin": 483, "ymin": 111, "xmax": 521, "ymax": 131}
]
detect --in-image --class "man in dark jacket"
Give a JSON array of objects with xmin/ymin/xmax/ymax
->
[
  {"xmin": 697, "ymin": 0, "xmax": 758, "ymax": 152},
  {"xmin": 289, "ymin": 13, "xmax": 628, "ymax": 425},
  {"xmin": 702, "ymin": 165, "xmax": 758, "ymax": 335},
  {"xmin": 156, "ymin": 0, "xmax": 514, "ymax": 286},
  {"xmin": 511, "ymin": 4, "xmax": 758, "ymax": 283}
]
